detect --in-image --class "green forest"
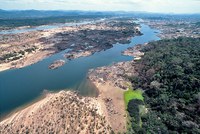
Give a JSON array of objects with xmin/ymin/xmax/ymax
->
[{"xmin": 127, "ymin": 37, "xmax": 200, "ymax": 133}]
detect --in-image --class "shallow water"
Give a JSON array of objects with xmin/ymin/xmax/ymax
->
[{"xmin": 0, "ymin": 24, "xmax": 160, "ymax": 116}]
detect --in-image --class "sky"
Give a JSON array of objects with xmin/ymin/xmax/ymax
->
[{"xmin": 1, "ymin": 0, "xmax": 200, "ymax": 14}]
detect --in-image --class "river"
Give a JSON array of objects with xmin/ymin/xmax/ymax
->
[{"xmin": 0, "ymin": 23, "xmax": 160, "ymax": 118}]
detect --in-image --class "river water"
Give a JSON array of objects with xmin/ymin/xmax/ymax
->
[{"xmin": 0, "ymin": 24, "xmax": 160, "ymax": 117}]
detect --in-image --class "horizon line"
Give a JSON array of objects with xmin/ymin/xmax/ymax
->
[{"xmin": 0, "ymin": 9, "xmax": 200, "ymax": 15}]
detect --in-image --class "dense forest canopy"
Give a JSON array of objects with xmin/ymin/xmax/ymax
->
[{"xmin": 128, "ymin": 37, "xmax": 200, "ymax": 133}]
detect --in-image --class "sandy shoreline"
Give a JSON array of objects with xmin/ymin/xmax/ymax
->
[
  {"xmin": 0, "ymin": 90, "xmax": 51, "ymax": 122},
  {"xmin": 0, "ymin": 90, "xmax": 112, "ymax": 133},
  {"xmin": 0, "ymin": 81, "xmax": 127, "ymax": 133}
]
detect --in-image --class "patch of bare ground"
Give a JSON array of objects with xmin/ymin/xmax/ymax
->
[
  {"xmin": 0, "ymin": 91, "xmax": 112, "ymax": 134},
  {"xmin": 88, "ymin": 61, "xmax": 135, "ymax": 133},
  {"xmin": 88, "ymin": 62, "xmax": 132, "ymax": 133},
  {"xmin": 95, "ymin": 82, "xmax": 127, "ymax": 133}
]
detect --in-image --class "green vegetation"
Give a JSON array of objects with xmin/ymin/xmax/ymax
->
[
  {"xmin": 124, "ymin": 89, "xmax": 143, "ymax": 106},
  {"xmin": 127, "ymin": 99, "xmax": 144, "ymax": 133},
  {"xmin": 127, "ymin": 37, "xmax": 200, "ymax": 133},
  {"xmin": 124, "ymin": 89, "xmax": 145, "ymax": 133}
]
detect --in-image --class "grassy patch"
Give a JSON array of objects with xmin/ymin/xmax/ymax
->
[
  {"xmin": 124, "ymin": 89, "xmax": 144, "ymax": 107},
  {"xmin": 124, "ymin": 89, "xmax": 145, "ymax": 133}
]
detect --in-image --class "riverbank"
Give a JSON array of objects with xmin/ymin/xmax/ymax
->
[
  {"xmin": 0, "ymin": 90, "xmax": 112, "ymax": 133},
  {"xmin": 0, "ymin": 18, "xmax": 141, "ymax": 72},
  {"xmin": 0, "ymin": 82, "xmax": 128, "ymax": 133}
]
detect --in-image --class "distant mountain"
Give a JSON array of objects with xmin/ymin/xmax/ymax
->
[
  {"xmin": 0, "ymin": 9, "xmax": 199, "ymax": 19},
  {"xmin": 0, "ymin": 10, "xmax": 117, "ymax": 19}
]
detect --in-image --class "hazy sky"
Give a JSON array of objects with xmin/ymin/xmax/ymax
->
[{"xmin": 1, "ymin": 0, "xmax": 200, "ymax": 14}]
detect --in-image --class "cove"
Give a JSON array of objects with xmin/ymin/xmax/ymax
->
[{"xmin": 0, "ymin": 24, "xmax": 160, "ymax": 117}]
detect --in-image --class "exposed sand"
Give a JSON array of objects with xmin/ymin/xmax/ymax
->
[
  {"xmin": 0, "ymin": 91, "xmax": 112, "ymax": 134},
  {"xmin": 95, "ymin": 82, "xmax": 127, "ymax": 133},
  {"xmin": 0, "ymin": 82, "xmax": 127, "ymax": 133},
  {"xmin": 0, "ymin": 85, "xmax": 126, "ymax": 134}
]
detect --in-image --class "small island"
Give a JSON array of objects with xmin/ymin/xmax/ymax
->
[{"xmin": 48, "ymin": 60, "xmax": 65, "ymax": 70}]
